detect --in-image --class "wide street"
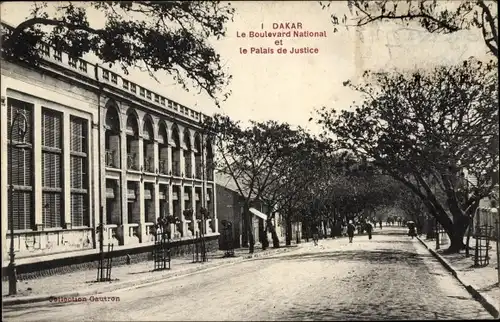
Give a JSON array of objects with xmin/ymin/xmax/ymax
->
[{"xmin": 3, "ymin": 228, "xmax": 494, "ymax": 321}]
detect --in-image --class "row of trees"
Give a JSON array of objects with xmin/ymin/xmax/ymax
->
[
  {"xmin": 316, "ymin": 57, "xmax": 498, "ymax": 252},
  {"xmin": 203, "ymin": 114, "xmax": 407, "ymax": 252},
  {"xmin": 3, "ymin": 2, "xmax": 497, "ymax": 254}
]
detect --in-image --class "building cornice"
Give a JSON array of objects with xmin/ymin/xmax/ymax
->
[{"xmin": 0, "ymin": 21, "xmax": 211, "ymax": 130}]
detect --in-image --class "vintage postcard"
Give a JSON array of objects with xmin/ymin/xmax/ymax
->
[{"xmin": 1, "ymin": 1, "xmax": 498, "ymax": 321}]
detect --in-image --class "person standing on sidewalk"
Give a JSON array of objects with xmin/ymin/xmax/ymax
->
[
  {"xmin": 347, "ymin": 220, "xmax": 356, "ymax": 243},
  {"xmin": 312, "ymin": 226, "xmax": 319, "ymax": 246},
  {"xmin": 366, "ymin": 222, "xmax": 373, "ymax": 240}
]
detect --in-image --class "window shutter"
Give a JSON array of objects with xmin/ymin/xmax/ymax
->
[
  {"xmin": 70, "ymin": 116, "xmax": 89, "ymax": 227},
  {"xmin": 43, "ymin": 193, "xmax": 62, "ymax": 228},
  {"xmin": 7, "ymin": 98, "xmax": 34, "ymax": 231}
]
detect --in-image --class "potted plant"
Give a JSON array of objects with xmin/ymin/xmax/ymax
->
[
  {"xmin": 197, "ymin": 207, "xmax": 211, "ymax": 220},
  {"xmin": 183, "ymin": 208, "xmax": 193, "ymax": 219}
]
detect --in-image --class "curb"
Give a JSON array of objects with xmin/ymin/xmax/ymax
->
[
  {"xmin": 416, "ymin": 236, "xmax": 500, "ymax": 319},
  {"xmin": 2, "ymin": 246, "xmax": 297, "ymax": 306}
]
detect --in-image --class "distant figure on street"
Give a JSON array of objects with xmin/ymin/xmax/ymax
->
[
  {"xmin": 366, "ymin": 222, "xmax": 373, "ymax": 239},
  {"xmin": 312, "ymin": 226, "xmax": 319, "ymax": 246},
  {"xmin": 347, "ymin": 220, "xmax": 356, "ymax": 243},
  {"xmin": 379, "ymin": 219, "xmax": 382, "ymax": 229}
]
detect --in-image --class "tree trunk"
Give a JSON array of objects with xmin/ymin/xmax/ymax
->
[
  {"xmin": 243, "ymin": 204, "xmax": 255, "ymax": 253},
  {"xmin": 443, "ymin": 213, "xmax": 469, "ymax": 254},
  {"xmin": 285, "ymin": 214, "xmax": 292, "ymax": 246},
  {"xmin": 465, "ymin": 215, "xmax": 473, "ymax": 257},
  {"xmin": 248, "ymin": 215, "xmax": 255, "ymax": 253},
  {"xmin": 242, "ymin": 206, "xmax": 249, "ymax": 247},
  {"xmin": 266, "ymin": 215, "xmax": 280, "ymax": 248}
]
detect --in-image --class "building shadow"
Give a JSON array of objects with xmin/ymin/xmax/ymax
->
[
  {"xmin": 278, "ymin": 301, "xmax": 473, "ymax": 321},
  {"xmin": 253, "ymin": 248, "xmax": 431, "ymax": 265}
]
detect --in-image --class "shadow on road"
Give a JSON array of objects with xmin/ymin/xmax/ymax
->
[
  {"xmin": 254, "ymin": 247, "xmax": 431, "ymax": 266},
  {"xmin": 280, "ymin": 301, "xmax": 464, "ymax": 321}
]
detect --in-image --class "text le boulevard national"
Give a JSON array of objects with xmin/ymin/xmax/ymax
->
[{"xmin": 237, "ymin": 22, "xmax": 327, "ymax": 55}]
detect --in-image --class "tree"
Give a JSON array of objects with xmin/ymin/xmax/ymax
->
[
  {"xmin": 320, "ymin": 0, "xmax": 498, "ymax": 58},
  {"xmin": 0, "ymin": 1, "xmax": 234, "ymax": 105},
  {"xmin": 203, "ymin": 114, "xmax": 305, "ymax": 253},
  {"xmin": 317, "ymin": 57, "xmax": 498, "ymax": 253}
]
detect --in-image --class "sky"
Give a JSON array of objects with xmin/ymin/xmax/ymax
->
[{"xmin": 0, "ymin": 1, "xmax": 493, "ymax": 135}]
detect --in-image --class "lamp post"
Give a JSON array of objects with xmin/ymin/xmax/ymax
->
[{"xmin": 8, "ymin": 110, "xmax": 29, "ymax": 295}]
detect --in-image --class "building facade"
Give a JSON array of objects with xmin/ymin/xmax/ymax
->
[
  {"xmin": 215, "ymin": 173, "xmax": 288, "ymax": 249},
  {"xmin": 1, "ymin": 23, "xmax": 218, "ymax": 262}
]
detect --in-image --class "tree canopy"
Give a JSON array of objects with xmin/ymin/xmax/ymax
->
[
  {"xmin": 320, "ymin": 0, "xmax": 498, "ymax": 58},
  {"xmin": 316, "ymin": 57, "xmax": 498, "ymax": 252},
  {"xmin": 1, "ymin": 1, "xmax": 234, "ymax": 105},
  {"xmin": 203, "ymin": 114, "xmax": 309, "ymax": 251}
]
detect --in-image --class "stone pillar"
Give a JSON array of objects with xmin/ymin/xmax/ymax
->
[
  {"xmin": 154, "ymin": 182, "xmax": 160, "ymax": 221},
  {"xmin": 212, "ymin": 185, "xmax": 218, "ymax": 234},
  {"xmin": 180, "ymin": 184, "xmax": 187, "ymax": 236},
  {"xmin": 192, "ymin": 186, "xmax": 198, "ymax": 234},
  {"xmin": 179, "ymin": 148, "xmax": 185, "ymax": 177},
  {"xmin": 167, "ymin": 145, "xmax": 172, "ymax": 174},
  {"xmin": 1, "ymin": 90, "xmax": 8, "ymax": 259},
  {"xmin": 95, "ymin": 110, "xmax": 103, "ymax": 237},
  {"xmin": 190, "ymin": 150, "xmax": 195, "ymax": 179},
  {"xmin": 169, "ymin": 184, "xmax": 175, "ymax": 237},
  {"xmin": 138, "ymin": 181, "xmax": 145, "ymax": 242},
  {"xmin": 153, "ymin": 139, "xmax": 160, "ymax": 226},
  {"xmin": 33, "ymin": 103, "xmax": 43, "ymax": 231},
  {"xmin": 63, "ymin": 112, "xmax": 72, "ymax": 228},
  {"xmin": 119, "ymin": 125, "xmax": 128, "ymax": 245}
]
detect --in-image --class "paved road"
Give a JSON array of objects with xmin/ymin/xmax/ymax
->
[{"xmin": 3, "ymin": 229, "xmax": 494, "ymax": 321}]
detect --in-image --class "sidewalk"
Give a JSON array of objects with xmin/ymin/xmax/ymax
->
[
  {"xmin": 417, "ymin": 235, "xmax": 500, "ymax": 319},
  {"xmin": 2, "ymin": 244, "xmax": 299, "ymax": 306}
]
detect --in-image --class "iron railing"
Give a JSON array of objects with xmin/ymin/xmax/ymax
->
[
  {"xmin": 105, "ymin": 150, "xmax": 116, "ymax": 168},
  {"xmin": 127, "ymin": 153, "xmax": 138, "ymax": 170},
  {"xmin": 185, "ymin": 161, "xmax": 192, "ymax": 178},
  {"xmin": 143, "ymin": 157, "xmax": 153, "ymax": 172},
  {"xmin": 172, "ymin": 161, "xmax": 180, "ymax": 177},
  {"xmin": 159, "ymin": 160, "xmax": 168, "ymax": 174}
]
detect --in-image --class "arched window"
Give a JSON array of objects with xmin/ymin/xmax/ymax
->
[
  {"xmin": 142, "ymin": 116, "xmax": 154, "ymax": 172},
  {"xmin": 104, "ymin": 105, "xmax": 121, "ymax": 168},
  {"xmin": 158, "ymin": 122, "xmax": 169, "ymax": 174},
  {"xmin": 126, "ymin": 112, "xmax": 139, "ymax": 170}
]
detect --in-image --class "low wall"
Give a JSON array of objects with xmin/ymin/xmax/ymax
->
[{"xmin": 2, "ymin": 235, "xmax": 219, "ymax": 281}]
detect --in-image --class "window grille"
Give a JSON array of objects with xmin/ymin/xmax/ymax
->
[
  {"xmin": 7, "ymin": 98, "xmax": 34, "ymax": 231},
  {"xmin": 79, "ymin": 60, "xmax": 87, "ymax": 72},
  {"xmin": 146, "ymin": 91, "xmax": 152, "ymax": 100},
  {"xmin": 140, "ymin": 88, "xmax": 145, "ymax": 97},
  {"xmin": 8, "ymin": 191, "xmax": 32, "ymax": 231},
  {"xmin": 123, "ymin": 80, "xmax": 129, "ymax": 90},
  {"xmin": 130, "ymin": 83, "xmax": 136, "ymax": 93},
  {"xmin": 40, "ymin": 43, "xmax": 50, "ymax": 57},
  {"xmin": 160, "ymin": 97, "xmax": 166, "ymax": 106},
  {"xmin": 71, "ymin": 194, "xmax": 88, "ymax": 227},
  {"xmin": 69, "ymin": 57, "xmax": 78, "ymax": 68},
  {"xmin": 102, "ymin": 70, "xmax": 109, "ymax": 80},
  {"xmin": 42, "ymin": 192, "xmax": 62, "ymax": 229},
  {"xmin": 111, "ymin": 74, "xmax": 118, "ymax": 84},
  {"xmin": 70, "ymin": 116, "xmax": 89, "ymax": 227},
  {"xmin": 53, "ymin": 50, "xmax": 62, "ymax": 61},
  {"xmin": 42, "ymin": 108, "xmax": 63, "ymax": 228}
]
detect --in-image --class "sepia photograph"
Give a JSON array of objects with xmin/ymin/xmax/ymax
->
[{"xmin": 0, "ymin": 1, "xmax": 498, "ymax": 320}]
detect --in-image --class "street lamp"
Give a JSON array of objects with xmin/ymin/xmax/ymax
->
[{"xmin": 8, "ymin": 110, "xmax": 29, "ymax": 295}]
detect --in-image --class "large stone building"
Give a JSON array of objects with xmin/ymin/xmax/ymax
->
[
  {"xmin": 215, "ymin": 172, "xmax": 293, "ymax": 249},
  {"xmin": 1, "ymin": 22, "xmax": 218, "ymax": 264}
]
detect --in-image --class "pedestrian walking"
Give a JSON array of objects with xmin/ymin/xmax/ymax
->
[
  {"xmin": 347, "ymin": 220, "xmax": 356, "ymax": 243},
  {"xmin": 366, "ymin": 222, "xmax": 373, "ymax": 240},
  {"xmin": 312, "ymin": 226, "xmax": 319, "ymax": 246},
  {"xmin": 379, "ymin": 219, "xmax": 382, "ymax": 229}
]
